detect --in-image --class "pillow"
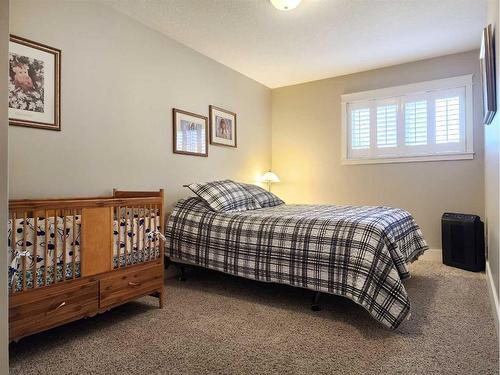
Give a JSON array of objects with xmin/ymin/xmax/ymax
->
[
  {"xmin": 186, "ymin": 180, "xmax": 261, "ymax": 212},
  {"xmin": 239, "ymin": 183, "xmax": 285, "ymax": 208}
]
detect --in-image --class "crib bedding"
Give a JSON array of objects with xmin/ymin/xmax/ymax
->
[
  {"xmin": 8, "ymin": 214, "xmax": 161, "ymax": 292},
  {"xmin": 166, "ymin": 197, "xmax": 429, "ymax": 329}
]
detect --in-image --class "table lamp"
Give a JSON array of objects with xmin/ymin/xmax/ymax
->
[{"xmin": 260, "ymin": 171, "xmax": 280, "ymax": 192}]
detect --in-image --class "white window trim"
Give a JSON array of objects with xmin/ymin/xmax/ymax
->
[{"xmin": 340, "ymin": 74, "xmax": 474, "ymax": 165}]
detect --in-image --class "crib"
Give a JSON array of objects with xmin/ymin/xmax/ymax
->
[{"xmin": 8, "ymin": 189, "xmax": 165, "ymax": 342}]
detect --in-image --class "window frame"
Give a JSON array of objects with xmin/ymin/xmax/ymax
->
[{"xmin": 340, "ymin": 75, "xmax": 474, "ymax": 165}]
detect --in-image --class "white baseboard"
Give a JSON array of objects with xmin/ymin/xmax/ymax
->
[
  {"xmin": 486, "ymin": 260, "xmax": 500, "ymax": 337},
  {"xmin": 419, "ymin": 248, "xmax": 442, "ymax": 262}
]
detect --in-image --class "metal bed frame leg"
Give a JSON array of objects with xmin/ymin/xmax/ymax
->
[
  {"xmin": 164, "ymin": 256, "xmax": 171, "ymax": 269},
  {"xmin": 311, "ymin": 291, "xmax": 321, "ymax": 311},
  {"xmin": 176, "ymin": 264, "xmax": 186, "ymax": 282}
]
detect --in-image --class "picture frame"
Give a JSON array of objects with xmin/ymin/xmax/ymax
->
[
  {"xmin": 209, "ymin": 105, "xmax": 237, "ymax": 148},
  {"xmin": 480, "ymin": 24, "xmax": 496, "ymax": 125},
  {"xmin": 8, "ymin": 35, "xmax": 61, "ymax": 131},
  {"xmin": 172, "ymin": 108, "xmax": 208, "ymax": 157}
]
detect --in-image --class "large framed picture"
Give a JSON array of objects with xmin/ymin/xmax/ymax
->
[
  {"xmin": 8, "ymin": 35, "xmax": 61, "ymax": 131},
  {"xmin": 172, "ymin": 108, "xmax": 208, "ymax": 157},
  {"xmin": 480, "ymin": 24, "xmax": 496, "ymax": 125},
  {"xmin": 209, "ymin": 105, "xmax": 237, "ymax": 147}
]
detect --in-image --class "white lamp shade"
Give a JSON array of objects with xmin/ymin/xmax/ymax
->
[
  {"xmin": 270, "ymin": 0, "xmax": 302, "ymax": 11},
  {"xmin": 261, "ymin": 171, "xmax": 280, "ymax": 183}
]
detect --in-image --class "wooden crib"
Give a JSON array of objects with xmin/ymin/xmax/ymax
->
[{"xmin": 8, "ymin": 189, "xmax": 165, "ymax": 342}]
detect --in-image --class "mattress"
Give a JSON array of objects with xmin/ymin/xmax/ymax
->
[
  {"xmin": 8, "ymin": 214, "xmax": 161, "ymax": 292},
  {"xmin": 166, "ymin": 197, "xmax": 429, "ymax": 329}
]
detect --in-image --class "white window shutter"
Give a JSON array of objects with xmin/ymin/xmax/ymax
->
[
  {"xmin": 405, "ymin": 100, "xmax": 427, "ymax": 146},
  {"xmin": 435, "ymin": 96, "xmax": 460, "ymax": 144},
  {"xmin": 341, "ymin": 75, "xmax": 472, "ymax": 164},
  {"xmin": 351, "ymin": 108, "xmax": 370, "ymax": 149},
  {"xmin": 376, "ymin": 104, "xmax": 398, "ymax": 148}
]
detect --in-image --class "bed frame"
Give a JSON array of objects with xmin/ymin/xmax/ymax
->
[
  {"xmin": 168, "ymin": 257, "xmax": 323, "ymax": 311},
  {"xmin": 8, "ymin": 189, "xmax": 165, "ymax": 342}
]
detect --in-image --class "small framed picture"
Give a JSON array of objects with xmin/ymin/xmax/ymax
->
[
  {"xmin": 172, "ymin": 108, "xmax": 208, "ymax": 157},
  {"xmin": 480, "ymin": 24, "xmax": 496, "ymax": 125},
  {"xmin": 209, "ymin": 105, "xmax": 237, "ymax": 147},
  {"xmin": 9, "ymin": 35, "xmax": 61, "ymax": 131}
]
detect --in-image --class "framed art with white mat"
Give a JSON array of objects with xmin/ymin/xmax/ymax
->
[
  {"xmin": 8, "ymin": 35, "xmax": 61, "ymax": 131},
  {"xmin": 209, "ymin": 105, "xmax": 237, "ymax": 147},
  {"xmin": 172, "ymin": 108, "xmax": 208, "ymax": 157}
]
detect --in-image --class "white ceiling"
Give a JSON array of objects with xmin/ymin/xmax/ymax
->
[{"xmin": 107, "ymin": 0, "xmax": 486, "ymax": 88}]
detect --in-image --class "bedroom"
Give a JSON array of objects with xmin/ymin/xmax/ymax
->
[{"xmin": 0, "ymin": 0, "xmax": 499, "ymax": 373}]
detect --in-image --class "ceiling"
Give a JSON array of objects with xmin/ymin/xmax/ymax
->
[{"xmin": 107, "ymin": 0, "xmax": 486, "ymax": 88}]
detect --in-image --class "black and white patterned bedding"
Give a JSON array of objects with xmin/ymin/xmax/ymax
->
[
  {"xmin": 8, "ymin": 214, "xmax": 161, "ymax": 292},
  {"xmin": 166, "ymin": 197, "xmax": 428, "ymax": 329},
  {"xmin": 187, "ymin": 180, "xmax": 261, "ymax": 212},
  {"xmin": 239, "ymin": 183, "xmax": 285, "ymax": 208}
]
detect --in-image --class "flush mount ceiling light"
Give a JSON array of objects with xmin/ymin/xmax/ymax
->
[{"xmin": 270, "ymin": 0, "xmax": 302, "ymax": 11}]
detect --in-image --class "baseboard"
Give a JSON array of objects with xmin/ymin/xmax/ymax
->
[
  {"xmin": 419, "ymin": 248, "xmax": 442, "ymax": 263},
  {"xmin": 486, "ymin": 260, "xmax": 499, "ymax": 337}
]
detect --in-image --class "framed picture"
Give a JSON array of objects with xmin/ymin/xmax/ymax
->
[
  {"xmin": 8, "ymin": 35, "xmax": 61, "ymax": 131},
  {"xmin": 480, "ymin": 24, "xmax": 496, "ymax": 125},
  {"xmin": 209, "ymin": 105, "xmax": 237, "ymax": 147},
  {"xmin": 172, "ymin": 108, "xmax": 208, "ymax": 157}
]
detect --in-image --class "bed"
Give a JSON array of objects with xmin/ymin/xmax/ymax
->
[{"xmin": 166, "ymin": 182, "xmax": 428, "ymax": 330}]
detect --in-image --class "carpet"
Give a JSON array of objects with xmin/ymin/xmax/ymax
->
[{"xmin": 9, "ymin": 260, "xmax": 499, "ymax": 374}]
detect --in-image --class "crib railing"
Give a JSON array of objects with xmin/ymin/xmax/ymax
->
[
  {"xmin": 8, "ymin": 208, "xmax": 82, "ymax": 293},
  {"xmin": 8, "ymin": 190, "xmax": 164, "ymax": 295}
]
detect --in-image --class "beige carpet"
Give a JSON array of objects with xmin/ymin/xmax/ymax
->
[{"xmin": 9, "ymin": 260, "xmax": 499, "ymax": 374}]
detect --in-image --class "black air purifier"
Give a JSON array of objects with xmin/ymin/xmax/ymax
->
[{"xmin": 441, "ymin": 213, "xmax": 485, "ymax": 272}]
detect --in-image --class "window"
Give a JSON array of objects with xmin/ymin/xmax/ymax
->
[
  {"xmin": 404, "ymin": 100, "xmax": 427, "ymax": 146},
  {"xmin": 341, "ymin": 75, "xmax": 473, "ymax": 164},
  {"xmin": 376, "ymin": 104, "xmax": 397, "ymax": 148},
  {"xmin": 435, "ymin": 97, "xmax": 460, "ymax": 144},
  {"xmin": 351, "ymin": 108, "xmax": 370, "ymax": 149}
]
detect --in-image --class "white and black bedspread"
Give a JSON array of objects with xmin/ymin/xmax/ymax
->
[{"xmin": 166, "ymin": 198, "xmax": 428, "ymax": 329}]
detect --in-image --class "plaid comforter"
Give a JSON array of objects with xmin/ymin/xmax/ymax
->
[{"xmin": 166, "ymin": 198, "xmax": 428, "ymax": 329}]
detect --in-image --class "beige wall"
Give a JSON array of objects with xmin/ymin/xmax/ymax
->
[
  {"xmin": 9, "ymin": 0, "xmax": 271, "ymax": 209},
  {"xmin": 1, "ymin": 0, "xmax": 9, "ymax": 370},
  {"xmin": 486, "ymin": 0, "xmax": 500, "ymax": 301},
  {"xmin": 272, "ymin": 51, "xmax": 484, "ymax": 249}
]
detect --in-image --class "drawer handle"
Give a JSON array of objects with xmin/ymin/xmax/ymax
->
[
  {"xmin": 128, "ymin": 282, "xmax": 141, "ymax": 287},
  {"xmin": 54, "ymin": 301, "xmax": 66, "ymax": 311}
]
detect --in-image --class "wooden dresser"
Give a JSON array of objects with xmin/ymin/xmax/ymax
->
[{"xmin": 10, "ymin": 261, "xmax": 163, "ymax": 341}]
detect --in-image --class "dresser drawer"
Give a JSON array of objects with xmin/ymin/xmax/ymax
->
[
  {"xmin": 99, "ymin": 262, "xmax": 164, "ymax": 309},
  {"xmin": 10, "ymin": 279, "xmax": 99, "ymax": 341}
]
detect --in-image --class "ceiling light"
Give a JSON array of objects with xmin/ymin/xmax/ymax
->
[{"xmin": 270, "ymin": 0, "xmax": 302, "ymax": 11}]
